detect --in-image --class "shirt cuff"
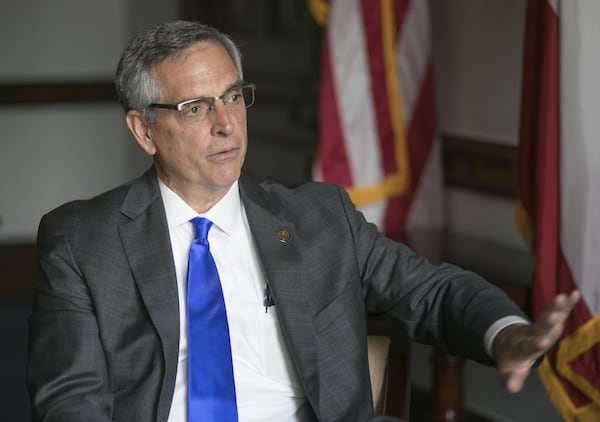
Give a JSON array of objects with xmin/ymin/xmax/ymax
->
[{"xmin": 483, "ymin": 315, "xmax": 530, "ymax": 359}]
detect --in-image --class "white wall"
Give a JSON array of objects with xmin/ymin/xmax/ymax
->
[
  {"xmin": 430, "ymin": 0, "xmax": 528, "ymax": 251},
  {"xmin": 0, "ymin": 105, "xmax": 136, "ymax": 240},
  {"xmin": 0, "ymin": 1, "xmax": 126, "ymax": 81},
  {"xmin": 0, "ymin": 0, "xmax": 179, "ymax": 242},
  {"xmin": 432, "ymin": 0, "xmax": 526, "ymax": 143}
]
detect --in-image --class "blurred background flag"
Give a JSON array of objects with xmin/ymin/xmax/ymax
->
[
  {"xmin": 309, "ymin": 0, "xmax": 444, "ymax": 241},
  {"xmin": 516, "ymin": 0, "xmax": 600, "ymax": 420}
]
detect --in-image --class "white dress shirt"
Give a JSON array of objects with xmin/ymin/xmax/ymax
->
[{"xmin": 159, "ymin": 179, "xmax": 307, "ymax": 422}]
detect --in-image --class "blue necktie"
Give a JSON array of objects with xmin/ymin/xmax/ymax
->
[{"xmin": 187, "ymin": 217, "xmax": 238, "ymax": 421}]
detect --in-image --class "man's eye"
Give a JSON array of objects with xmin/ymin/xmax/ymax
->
[
  {"xmin": 226, "ymin": 92, "xmax": 242, "ymax": 105},
  {"xmin": 185, "ymin": 106, "xmax": 199, "ymax": 116},
  {"xmin": 182, "ymin": 101, "xmax": 209, "ymax": 117}
]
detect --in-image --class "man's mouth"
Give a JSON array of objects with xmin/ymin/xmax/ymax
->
[{"xmin": 209, "ymin": 147, "xmax": 239, "ymax": 161}]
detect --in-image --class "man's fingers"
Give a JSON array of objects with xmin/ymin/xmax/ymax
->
[
  {"xmin": 506, "ymin": 374, "xmax": 526, "ymax": 393},
  {"xmin": 534, "ymin": 290, "xmax": 581, "ymax": 336},
  {"xmin": 501, "ymin": 365, "xmax": 531, "ymax": 393},
  {"xmin": 567, "ymin": 290, "xmax": 582, "ymax": 307},
  {"xmin": 544, "ymin": 290, "xmax": 580, "ymax": 319}
]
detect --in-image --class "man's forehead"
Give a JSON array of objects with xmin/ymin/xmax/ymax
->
[
  {"xmin": 162, "ymin": 41, "xmax": 231, "ymax": 68},
  {"xmin": 151, "ymin": 42, "xmax": 238, "ymax": 99}
]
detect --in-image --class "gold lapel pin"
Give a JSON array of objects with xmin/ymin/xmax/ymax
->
[{"xmin": 276, "ymin": 229, "xmax": 292, "ymax": 243}]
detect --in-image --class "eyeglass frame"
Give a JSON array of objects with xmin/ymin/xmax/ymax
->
[{"xmin": 148, "ymin": 81, "xmax": 256, "ymax": 118}]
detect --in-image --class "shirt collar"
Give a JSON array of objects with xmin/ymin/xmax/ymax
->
[{"xmin": 158, "ymin": 177, "xmax": 241, "ymax": 237}]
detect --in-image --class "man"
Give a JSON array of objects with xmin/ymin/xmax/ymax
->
[{"xmin": 27, "ymin": 20, "xmax": 579, "ymax": 422}]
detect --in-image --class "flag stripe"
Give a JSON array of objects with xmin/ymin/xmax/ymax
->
[
  {"xmin": 385, "ymin": 65, "xmax": 437, "ymax": 238},
  {"xmin": 360, "ymin": 0, "xmax": 396, "ymax": 174},
  {"xmin": 393, "ymin": 0, "xmax": 441, "ymax": 235},
  {"xmin": 316, "ymin": 39, "xmax": 352, "ymax": 186},
  {"xmin": 396, "ymin": 0, "xmax": 431, "ymax": 125},
  {"xmin": 393, "ymin": 0, "xmax": 411, "ymax": 30}
]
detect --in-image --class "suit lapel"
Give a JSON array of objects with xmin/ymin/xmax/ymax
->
[
  {"xmin": 239, "ymin": 176, "xmax": 320, "ymax": 413},
  {"xmin": 117, "ymin": 168, "xmax": 179, "ymax": 422}
]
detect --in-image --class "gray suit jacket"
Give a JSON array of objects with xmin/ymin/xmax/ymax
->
[{"xmin": 28, "ymin": 167, "xmax": 525, "ymax": 421}]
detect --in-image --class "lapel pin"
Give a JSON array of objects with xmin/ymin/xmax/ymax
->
[{"xmin": 276, "ymin": 229, "xmax": 292, "ymax": 243}]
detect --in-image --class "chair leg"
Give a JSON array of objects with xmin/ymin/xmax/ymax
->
[
  {"xmin": 384, "ymin": 348, "xmax": 412, "ymax": 420},
  {"xmin": 432, "ymin": 351, "xmax": 464, "ymax": 422}
]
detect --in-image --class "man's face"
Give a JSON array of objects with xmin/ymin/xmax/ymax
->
[{"xmin": 140, "ymin": 42, "xmax": 248, "ymax": 202}]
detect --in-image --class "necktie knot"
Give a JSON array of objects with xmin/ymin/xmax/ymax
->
[{"xmin": 190, "ymin": 217, "xmax": 212, "ymax": 246}]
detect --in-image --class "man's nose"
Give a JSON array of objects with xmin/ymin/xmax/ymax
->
[{"xmin": 210, "ymin": 101, "xmax": 234, "ymax": 134}]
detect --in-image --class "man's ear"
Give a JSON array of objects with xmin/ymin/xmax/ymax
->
[{"xmin": 126, "ymin": 110, "xmax": 156, "ymax": 155}]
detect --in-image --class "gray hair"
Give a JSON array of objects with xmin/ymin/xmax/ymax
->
[{"xmin": 115, "ymin": 20, "xmax": 243, "ymax": 122}]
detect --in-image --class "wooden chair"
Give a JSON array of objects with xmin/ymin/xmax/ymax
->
[
  {"xmin": 368, "ymin": 335, "xmax": 392, "ymax": 415},
  {"xmin": 368, "ymin": 318, "xmax": 412, "ymax": 420}
]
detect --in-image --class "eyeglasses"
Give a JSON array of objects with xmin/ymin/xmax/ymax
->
[{"xmin": 149, "ymin": 82, "xmax": 255, "ymax": 120}]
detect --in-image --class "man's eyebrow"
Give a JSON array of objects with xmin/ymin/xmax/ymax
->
[
  {"xmin": 223, "ymin": 80, "xmax": 245, "ymax": 92},
  {"xmin": 187, "ymin": 81, "xmax": 244, "ymax": 101}
]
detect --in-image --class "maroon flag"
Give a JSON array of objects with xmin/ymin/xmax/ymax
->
[{"xmin": 517, "ymin": 1, "xmax": 600, "ymax": 419}]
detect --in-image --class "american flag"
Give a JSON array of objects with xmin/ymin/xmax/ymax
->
[{"xmin": 312, "ymin": 0, "xmax": 444, "ymax": 241}]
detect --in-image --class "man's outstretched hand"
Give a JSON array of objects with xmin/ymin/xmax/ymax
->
[{"xmin": 492, "ymin": 290, "xmax": 581, "ymax": 393}]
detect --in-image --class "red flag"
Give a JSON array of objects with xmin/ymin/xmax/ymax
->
[
  {"xmin": 517, "ymin": 0, "xmax": 600, "ymax": 419},
  {"xmin": 310, "ymin": 0, "xmax": 443, "ymax": 241}
]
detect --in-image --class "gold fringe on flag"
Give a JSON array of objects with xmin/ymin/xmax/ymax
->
[
  {"xmin": 556, "ymin": 314, "xmax": 600, "ymax": 408},
  {"xmin": 307, "ymin": 0, "xmax": 328, "ymax": 26},
  {"xmin": 538, "ymin": 354, "xmax": 600, "ymax": 422}
]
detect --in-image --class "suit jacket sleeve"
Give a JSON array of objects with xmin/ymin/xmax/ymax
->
[
  {"xmin": 28, "ymin": 210, "xmax": 113, "ymax": 421},
  {"xmin": 337, "ymin": 185, "xmax": 526, "ymax": 364}
]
